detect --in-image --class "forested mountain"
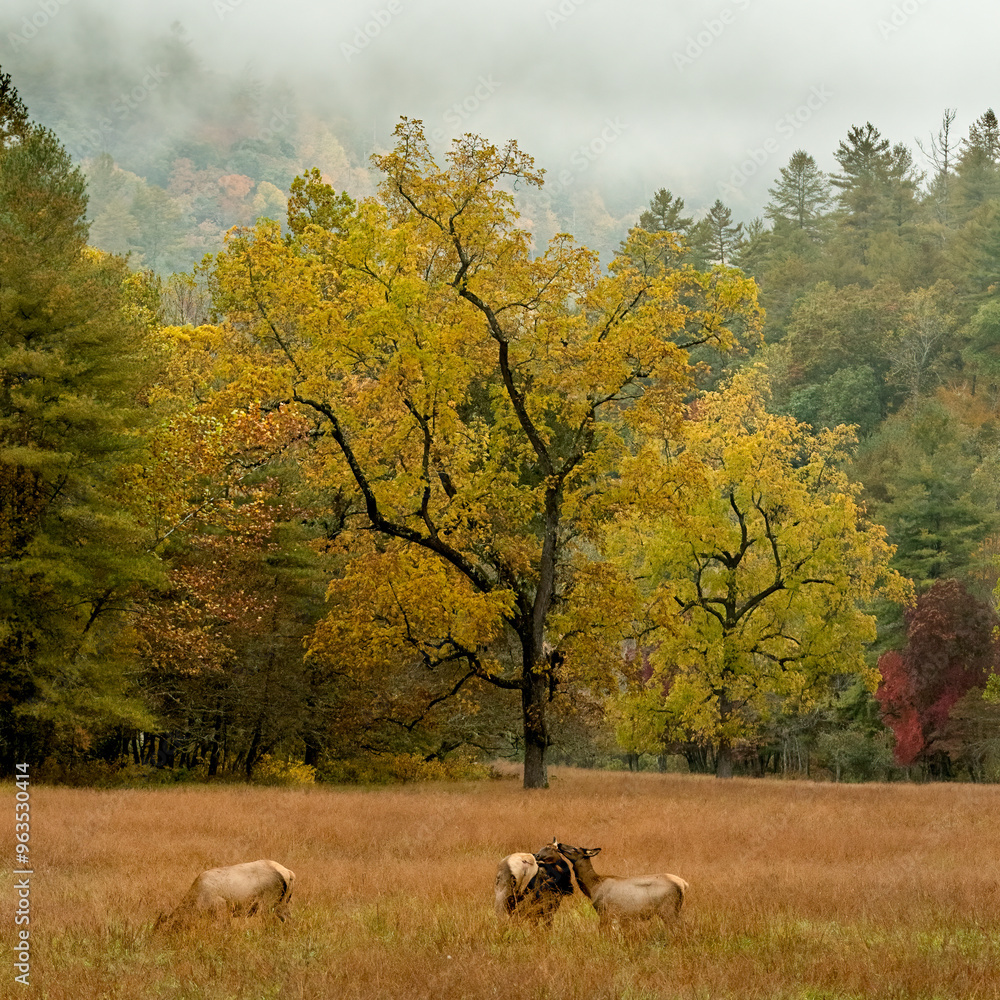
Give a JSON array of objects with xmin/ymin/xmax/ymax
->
[
  {"xmin": 2, "ymin": 61, "xmax": 999, "ymax": 788},
  {"xmin": 7, "ymin": 23, "xmax": 638, "ymax": 275}
]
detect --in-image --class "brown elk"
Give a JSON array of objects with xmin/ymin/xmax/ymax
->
[
  {"xmin": 156, "ymin": 859, "xmax": 295, "ymax": 929},
  {"xmin": 495, "ymin": 844, "xmax": 574, "ymax": 926},
  {"xmin": 554, "ymin": 841, "xmax": 687, "ymax": 933}
]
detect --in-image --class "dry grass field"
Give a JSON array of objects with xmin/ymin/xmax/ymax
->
[{"xmin": 7, "ymin": 767, "xmax": 1000, "ymax": 1000}]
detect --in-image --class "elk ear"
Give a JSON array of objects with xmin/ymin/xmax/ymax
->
[
  {"xmin": 585, "ymin": 847, "xmax": 602, "ymax": 857},
  {"xmin": 551, "ymin": 835, "xmax": 558, "ymax": 846}
]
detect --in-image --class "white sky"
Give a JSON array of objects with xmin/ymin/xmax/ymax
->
[{"xmin": 3, "ymin": 0, "xmax": 996, "ymax": 220}]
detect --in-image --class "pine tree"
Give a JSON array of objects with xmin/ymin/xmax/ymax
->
[
  {"xmin": 731, "ymin": 217, "xmax": 771, "ymax": 278},
  {"xmin": 0, "ymin": 67, "xmax": 30, "ymax": 149},
  {"xmin": 765, "ymin": 150, "xmax": 830, "ymax": 234},
  {"xmin": 965, "ymin": 108, "xmax": 1000, "ymax": 160},
  {"xmin": 829, "ymin": 123, "xmax": 921, "ymax": 266},
  {"xmin": 622, "ymin": 188, "xmax": 694, "ymax": 270},
  {"xmin": 830, "ymin": 122, "xmax": 893, "ymax": 226},
  {"xmin": 692, "ymin": 199, "xmax": 744, "ymax": 266},
  {"xmin": 884, "ymin": 142, "xmax": 922, "ymax": 229},
  {"xmin": 0, "ymin": 72, "xmax": 161, "ymax": 772},
  {"xmin": 954, "ymin": 108, "xmax": 1000, "ymax": 219},
  {"xmin": 637, "ymin": 187, "xmax": 693, "ymax": 235}
]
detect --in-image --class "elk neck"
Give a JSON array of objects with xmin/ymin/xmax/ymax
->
[{"xmin": 566, "ymin": 855, "xmax": 602, "ymax": 899}]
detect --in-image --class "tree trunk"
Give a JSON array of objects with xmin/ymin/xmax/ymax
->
[
  {"xmin": 716, "ymin": 739, "xmax": 734, "ymax": 779},
  {"xmin": 522, "ymin": 662, "xmax": 549, "ymax": 789},
  {"xmin": 156, "ymin": 733, "xmax": 175, "ymax": 769},
  {"xmin": 303, "ymin": 734, "xmax": 322, "ymax": 768},
  {"xmin": 519, "ymin": 480, "xmax": 563, "ymax": 791},
  {"xmin": 716, "ymin": 685, "xmax": 735, "ymax": 778},
  {"xmin": 208, "ymin": 712, "xmax": 222, "ymax": 776},
  {"xmin": 245, "ymin": 717, "xmax": 263, "ymax": 780}
]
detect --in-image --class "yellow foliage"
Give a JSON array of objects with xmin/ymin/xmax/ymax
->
[
  {"xmin": 253, "ymin": 755, "xmax": 317, "ymax": 786},
  {"xmin": 199, "ymin": 119, "xmax": 763, "ymax": 781},
  {"xmin": 309, "ymin": 542, "xmax": 515, "ymax": 677},
  {"xmin": 317, "ymin": 752, "xmax": 492, "ymax": 784},
  {"xmin": 613, "ymin": 367, "xmax": 912, "ymax": 751}
]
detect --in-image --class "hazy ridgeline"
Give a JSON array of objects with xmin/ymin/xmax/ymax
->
[{"xmin": 22, "ymin": 769, "xmax": 1000, "ymax": 1000}]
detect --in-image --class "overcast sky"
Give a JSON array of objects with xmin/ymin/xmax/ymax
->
[{"xmin": 3, "ymin": 0, "xmax": 996, "ymax": 221}]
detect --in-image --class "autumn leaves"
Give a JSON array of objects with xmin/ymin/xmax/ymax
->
[{"xmin": 184, "ymin": 120, "xmax": 901, "ymax": 783}]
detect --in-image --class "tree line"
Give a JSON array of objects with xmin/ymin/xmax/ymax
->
[{"xmin": 2, "ymin": 64, "xmax": 998, "ymax": 788}]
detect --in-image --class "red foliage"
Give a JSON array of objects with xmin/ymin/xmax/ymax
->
[
  {"xmin": 875, "ymin": 651, "xmax": 922, "ymax": 766},
  {"xmin": 876, "ymin": 580, "xmax": 1000, "ymax": 766}
]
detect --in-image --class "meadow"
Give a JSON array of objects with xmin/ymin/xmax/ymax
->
[{"xmin": 8, "ymin": 768, "xmax": 1000, "ymax": 1000}]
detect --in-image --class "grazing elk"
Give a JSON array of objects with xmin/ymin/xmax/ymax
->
[
  {"xmin": 495, "ymin": 844, "xmax": 574, "ymax": 925},
  {"xmin": 554, "ymin": 841, "xmax": 686, "ymax": 933},
  {"xmin": 156, "ymin": 859, "xmax": 295, "ymax": 929}
]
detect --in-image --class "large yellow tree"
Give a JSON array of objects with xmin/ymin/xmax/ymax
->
[
  {"xmin": 209, "ymin": 120, "xmax": 761, "ymax": 787},
  {"xmin": 617, "ymin": 368, "xmax": 910, "ymax": 777}
]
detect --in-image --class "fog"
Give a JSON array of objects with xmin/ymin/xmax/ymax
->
[{"xmin": 2, "ymin": 0, "xmax": 994, "ymax": 225}]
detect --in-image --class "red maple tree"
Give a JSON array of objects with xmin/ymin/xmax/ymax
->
[{"xmin": 876, "ymin": 579, "xmax": 999, "ymax": 768}]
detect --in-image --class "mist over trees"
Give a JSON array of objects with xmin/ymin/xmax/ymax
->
[{"xmin": 2, "ymin": 55, "xmax": 1000, "ymax": 788}]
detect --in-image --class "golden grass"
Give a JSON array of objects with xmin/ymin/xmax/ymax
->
[{"xmin": 9, "ymin": 768, "xmax": 1000, "ymax": 999}]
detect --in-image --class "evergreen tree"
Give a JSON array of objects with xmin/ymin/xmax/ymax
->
[
  {"xmin": 967, "ymin": 108, "xmax": 1000, "ymax": 158},
  {"xmin": 0, "ymin": 67, "xmax": 30, "ymax": 148},
  {"xmin": 731, "ymin": 216, "xmax": 771, "ymax": 278},
  {"xmin": 954, "ymin": 108, "xmax": 1000, "ymax": 232},
  {"xmin": 830, "ymin": 122, "xmax": 893, "ymax": 226},
  {"xmin": 961, "ymin": 298, "xmax": 1000, "ymax": 398},
  {"xmin": 947, "ymin": 199, "xmax": 1000, "ymax": 299},
  {"xmin": 0, "ymin": 74, "xmax": 161, "ymax": 772},
  {"xmin": 954, "ymin": 109, "xmax": 1000, "ymax": 220},
  {"xmin": 622, "ymin": 188, "xmax": 694, "ymax": 270},
  {"xmin": 829, "ymin": 123, "xmax": 922, "ymax": 271},
  {"xmin": 692, "ymin": 198, "xmax": 743, "ymax": 266},
  {"xmin": 637, "ymin": 187, "xmax": 693, "ymax": 235},
  {"xmin": 852, "ymin": 400, "xmax": 997, "ymax": 588},
  {"xmin": 884, "ymin": 143, "xmax": 922, "ymax": 230},
  {"xmin": 765, "ymin": 150, "xmax": 830, "ymax": 235}
]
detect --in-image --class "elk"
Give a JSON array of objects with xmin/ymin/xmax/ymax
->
[
  {"xmin": 156, "ymin": 859, "xmax": 295, "ymax": 929},
  {"xmin": 554, "ymin": 841, "xmax": 687, "ymax": 933},
  {"xmin": 495, "ymin": 844, "xmax": 574, "ymax": 925},
  {"xmin": 495, "ymin": 852, "xmax": 538, "ymax": 918}
]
